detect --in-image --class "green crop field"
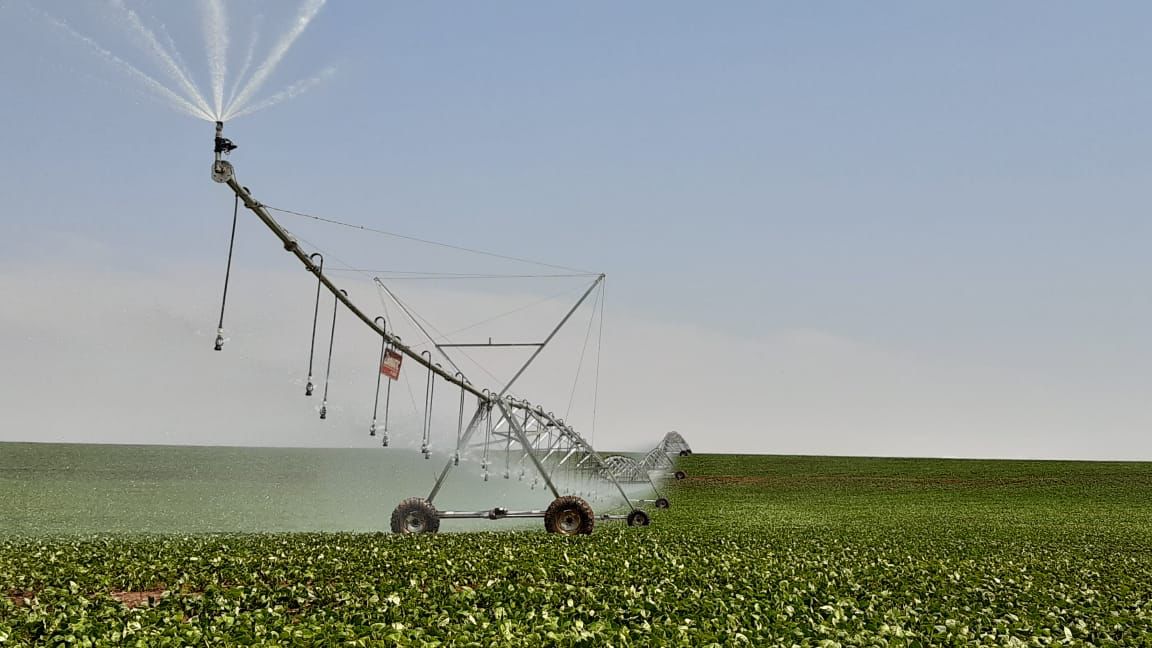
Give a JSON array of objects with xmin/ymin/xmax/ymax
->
[{"xmin": 2, "ymin": 447, "xmax": 1152, "ymax": 646}]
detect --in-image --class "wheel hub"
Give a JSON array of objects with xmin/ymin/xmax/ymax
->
[
  {"xmin": 557, "ymin": 509, "xmax": 581, "ymax": 533},
  {"xmin": 404, "ymin": 512, "xmax": 427, "ymax": 533}
]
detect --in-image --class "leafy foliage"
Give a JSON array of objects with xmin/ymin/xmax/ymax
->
[{"xmin": 3, "ymin": 454, "xmax": 1152, "ymax": 645}]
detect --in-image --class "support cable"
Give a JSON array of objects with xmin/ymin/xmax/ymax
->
[
  {"xmin": 564, "ymin": 283, "xmax": 602, "ymax": 419},
  {"xmin": 591, "ymin": 281, "xmax": 606, "ymax": 446},
  {"xmin": 213, "ymin": 194, "xmax": 240, "ymax": 351},
  {"xmin": 266, "ymin": 204, "xmax": 592, "ymax": 274}
]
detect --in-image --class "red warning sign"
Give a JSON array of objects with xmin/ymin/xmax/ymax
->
[{"xmin": 380, "ymin": 349, "xmax": 403, "ymax": 380}]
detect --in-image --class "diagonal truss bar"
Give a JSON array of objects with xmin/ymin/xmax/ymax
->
[{"xmin": 496, "ymin": 275, "xmax": 604, "ymax": 399}]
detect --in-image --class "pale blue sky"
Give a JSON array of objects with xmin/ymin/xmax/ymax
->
[{"xmin": 1, "ymin": 2, "xmax": 1150, "ymax": 458}]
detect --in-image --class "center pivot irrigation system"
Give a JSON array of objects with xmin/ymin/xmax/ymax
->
[{"xmin": 208, "ymin": 122, "xmax": 690, "ymax": 535}]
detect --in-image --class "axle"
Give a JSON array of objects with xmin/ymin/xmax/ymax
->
[{"xmin": 437, "ymin": 507, "xmax": 630, "ymax": 522}]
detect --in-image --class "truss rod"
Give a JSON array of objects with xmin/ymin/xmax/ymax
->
[{"xmin": 437, "ymin": 342, "xmax": 545, "ymax": 348}]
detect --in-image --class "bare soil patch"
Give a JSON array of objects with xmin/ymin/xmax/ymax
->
[
  {"xmin": 7, "ymin": 589, "xmax": 34, "ymax": 607},
  {"xmin": 110, "ymin": 589, "xmax": 166, "ymax": 608}
]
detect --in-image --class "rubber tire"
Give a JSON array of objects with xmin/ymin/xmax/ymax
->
[
  {"xmin": 679, "ymin": 449, "xmax": 690, "ymax": 457},
  {"xmin": 674, "ymin": 470, "xmax": 687, "ymax": 481},
  {"xmin": 390, "ymin": 497, "xmax": 440, "ymax": 534},
  {"xmin": 654, "ymin": 497, "xmax": 671, "ymax": 510},
  {"xmin": 627, "ymin": 510, "xmax": 651, "ymax": 527},
  {"xmin": 544, "ymin": 496, "xmax": 595, "ymax": 536}
]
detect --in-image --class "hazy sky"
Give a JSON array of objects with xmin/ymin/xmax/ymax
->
[{"xmin": 1, "ymin": 1, "xmax": 1150, "ymax": 459}]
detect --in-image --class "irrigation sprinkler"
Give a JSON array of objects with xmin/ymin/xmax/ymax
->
[
  {"xmin": 208, "ymin": 123, "xmax": 690, "ymax": 534},
  {"xmin": 369, "ymin": 316, "xmax": 389, "ymax": 439},
  {"xmin": 304, "ymin": 253, "xmax": 325, "ymax": 396}
]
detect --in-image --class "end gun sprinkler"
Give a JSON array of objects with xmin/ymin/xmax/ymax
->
[{"xmin": 211, "ymin": 121, "xmax": 237, "ymax": 184}]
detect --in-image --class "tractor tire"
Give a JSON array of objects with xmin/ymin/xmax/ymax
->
[
  {"xmin": 654, "ymin": 497, "xmax": 671, "ymax": 510},
  {"xmin": 390, "ymin": 497, "xmax": 440, "ymax": 535},
  {"xmin": 627, "ymin": 510, "xmax": 651, "ymax": 527},
  {"xmin": 544, "ymin": 496, "xmax": 595, "ymax": 536},
  {"xmin": 674, "ymin": 470, "xmax": 687, "ymax": 481}
]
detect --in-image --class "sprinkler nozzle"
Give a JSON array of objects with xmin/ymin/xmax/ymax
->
[
  {"xmin": 305, "ymin": 377, "xmax": 314, "ymax": 397},
  {"xmin": 214, "ymin": 121, "xmax": 237, "ymax": 156},
  {"xmin": 214, "ymin": 329, "xmax": 225, "ymax": 351},
  {"xmin": 453, "ymin": 453, "xmax": 459, "ymax": 466},
  {"xmin": 319, "ymin": 402, "xmax": 327, "ymax": 419},
  {"xmin": 369, "ymin": 421, "xmax": 377, "ymax": 437},
  {"xmin": 381, "ymin": 434, "xmax": 389, "ymax": 447}
]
